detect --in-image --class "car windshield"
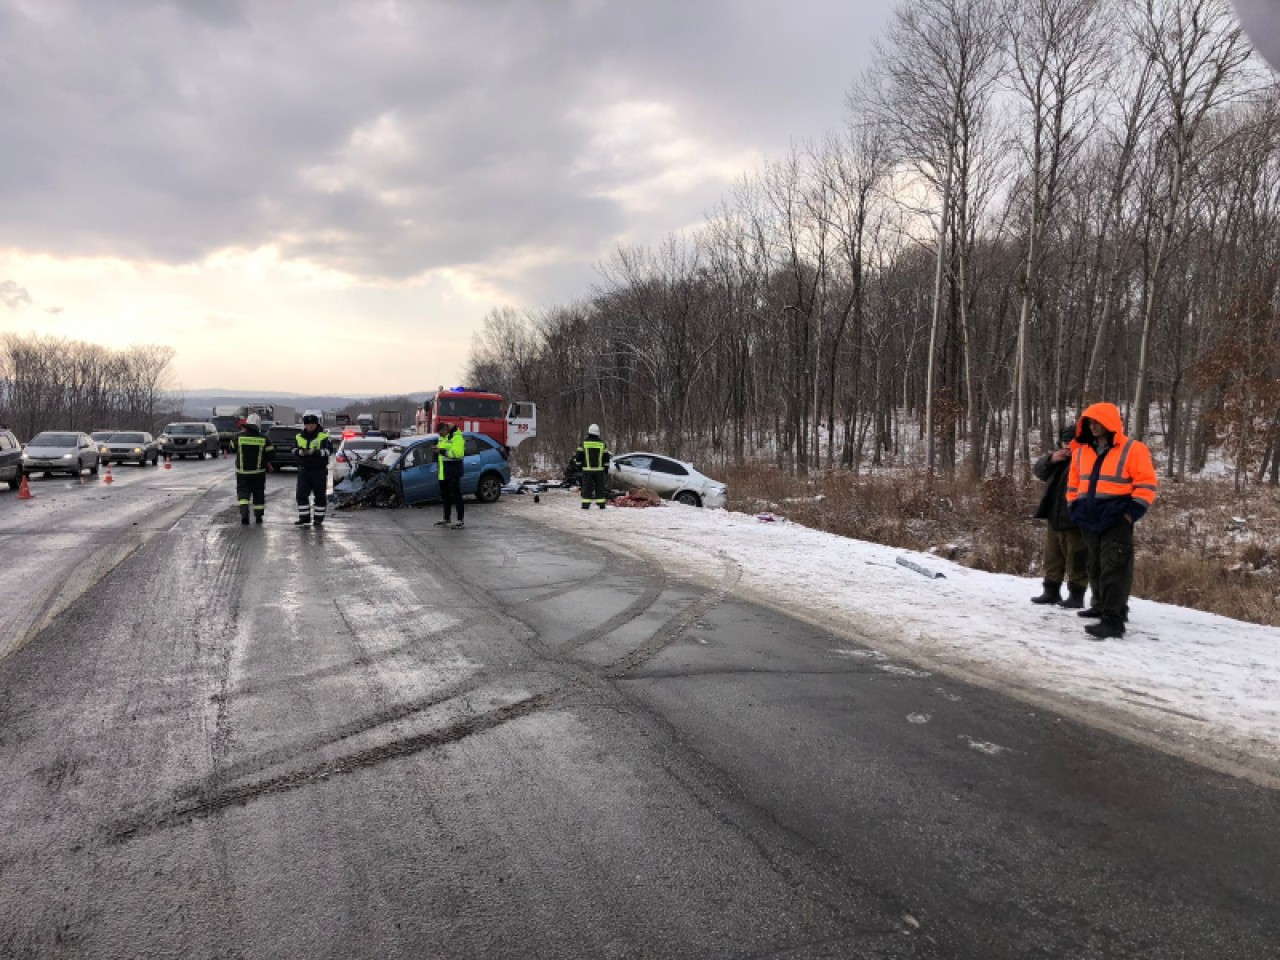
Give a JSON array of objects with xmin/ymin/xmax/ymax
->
[
  {"xmin": 91, "ymin": 432, "xmax": 116, "ymax": 442},
  {"xmin": 435, "ymin": 396, "xmax": 502, "ymax": 418},
  {"xmin": 211, "ymin": 417, "xmax": 240, "ymax": 430},
  {"xmin": 376, "ymin": 447, "xmax": 404, "ymax": 466},
  {"xmin": 112, "ymin": 433, "xmax": 147, "ymax": 443},
  {"xmin": 166, "ymin": 424, "xmax": 204, "ymax": 435},
  {"xmin": 31, "ymin": 433, "xmax": 79, "ymax": 446}
]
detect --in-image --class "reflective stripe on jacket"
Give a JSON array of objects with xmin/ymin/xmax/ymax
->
[
  {"xmin": 576, "ymin": 438, "xmax": 610, "ymax": 472},
  {"xmin": 232, "ymin": 430, "xmax": 273, "ymax": 474},
  {"xmin": 1066, "ymin": 402, "xmax": 1158, "ymax": 532},
  {"xmin": 294, "ymin": 430, "xmax": 332, "ymax": 468},
  {"xmin": 437, "ymin": 429, "xmax": 465, "ymax": 480}
]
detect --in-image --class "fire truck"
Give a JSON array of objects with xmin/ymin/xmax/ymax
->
[{"xmin": 414, "ymin": 388, "xmax": 537, "ymax": 449}]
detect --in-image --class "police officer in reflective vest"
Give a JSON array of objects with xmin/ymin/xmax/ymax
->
[
  {"xmin": 574, "ymin": 423, "xmax": 611, "ymax": 510},
  {"xmin": 434, "ymin": 422, "xmax": 466, "ymax": 529},
  {"xmin": 231, "ymin": 414, "xmax": 274, "ymax": 525},
  {"xmin": 294, "ymin": 415, "xmax": 333, "ymax": 526}
]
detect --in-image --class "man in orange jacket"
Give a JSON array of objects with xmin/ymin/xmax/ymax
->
[{"xmin": 1066, "ymin": 402, "xmax": 1159, "ymax": 640}]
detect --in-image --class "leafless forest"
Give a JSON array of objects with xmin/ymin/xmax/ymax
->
[
  {"xmin": 469, "ymin": 0, "xmax": 1280, "ymax": 490},
  {"xmin": 0, "ymin": 334, "xmax": 179, "ymax": 437}
]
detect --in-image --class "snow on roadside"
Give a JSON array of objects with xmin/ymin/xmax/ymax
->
[{"xmin": 528, "ymin": 491, "xmax": 1280, "ymax": 781}]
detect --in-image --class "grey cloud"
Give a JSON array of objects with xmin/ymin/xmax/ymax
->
[
  {"xmin": 0, "ymin": 0, "xmax": 890, "ymax": 299},
  {"xmin": 1, "ymin": 280, "xmax": 35, "ymax": 310}
]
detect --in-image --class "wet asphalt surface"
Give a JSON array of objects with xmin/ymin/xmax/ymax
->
[{"xmin": 0, "ymin": 468, "xmax": 1277, "ymax": 959}]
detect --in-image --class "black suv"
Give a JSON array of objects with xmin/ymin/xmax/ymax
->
[
  {"xmin": 266, "ymin": 425, "xmax": 303, "ymax": 470},
  {"xmin": 0, "ymin": 428, "xmax": 22, "ymax": 490},
  {"xmin": 159, "ymin": 422, "xmax": 220, "ymax": 459}
]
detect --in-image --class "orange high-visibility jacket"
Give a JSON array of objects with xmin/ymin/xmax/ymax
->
[{"xmin": 1066, "ymin": 402, "xmax": 1158, "ymax": 531}]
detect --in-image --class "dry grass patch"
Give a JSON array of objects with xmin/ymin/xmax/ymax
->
[{"xmin": 724, "ymin": 463, "xmax": 1280, "ymax": 627}]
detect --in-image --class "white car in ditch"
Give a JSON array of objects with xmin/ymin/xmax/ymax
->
[{"xmin": 608, "ymin": 452, "xmax": 727, "ymax": 508}]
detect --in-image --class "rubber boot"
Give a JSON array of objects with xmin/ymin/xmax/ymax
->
[
  {"xmin": 240, "ymin": 507, "xmax": 250, "ymax": 526},
  {"xmin": 1030, "ymin": 581, "xmax": 1062, "ymax": 605},
  {"xmin": 1059, "ymin": 584, "xmax": 1087, "ymax": 610}
]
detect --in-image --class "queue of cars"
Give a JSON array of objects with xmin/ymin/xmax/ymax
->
[{"xmin": 2, "ymin": 420, "xmax": 227, "ymax": 481}]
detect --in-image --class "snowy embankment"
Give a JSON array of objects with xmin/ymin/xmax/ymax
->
[{"xmin": 527, "ymin": 489, "xmax": 1280, "ymax": 787}]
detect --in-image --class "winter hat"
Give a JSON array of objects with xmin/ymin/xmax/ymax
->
[
  {"xmin": 587, "ymin": 423, "xmax": 600, "ymax": 436},
  {"xmin": 1059, "ymin": 425, "xmax": 1076, "ymax": 443}
]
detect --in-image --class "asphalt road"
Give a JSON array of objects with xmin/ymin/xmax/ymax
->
[{"xmin": 0, "ymin": 472, "xmax": 1277, "ymax": 959}]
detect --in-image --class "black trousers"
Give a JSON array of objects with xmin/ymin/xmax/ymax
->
[
  {"xmin": 1082, "ymin": 520, "xmax": 1135, "ymax": 626},
  {"xmin": 296, "ymin": 468, "xmax": 328, "ymax": 518},
  {"xmin": 440, "ymin": 474, "xmax": 464, "ymax": 522},
  {"xmin": 236, "ymin": 472, "xmax": 266, "ymax": 517},
  {"xmin": 581, "ymin": 470, "xmax": 607, "ymax": 506}
]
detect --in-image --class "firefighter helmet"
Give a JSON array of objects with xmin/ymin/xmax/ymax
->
[{"xmin": 587, "ymin": 423, "xmax": 600, "ymax": 436}]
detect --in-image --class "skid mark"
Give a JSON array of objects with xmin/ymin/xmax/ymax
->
[
  {"xmin": 607, "ymin": 552, "xmax": 742, "ymax": 678},
  {"xmin": 560, "ymin": 551, "xmax": 670, "ymax": 654},
  {"xmin": 109, "ymin": 687, "xmax": 566, "ymax": 840}
]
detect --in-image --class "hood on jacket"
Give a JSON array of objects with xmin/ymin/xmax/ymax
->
[{"xmin": 1076, "ymin": 402, "xmax": 1124, "ymax": 443}]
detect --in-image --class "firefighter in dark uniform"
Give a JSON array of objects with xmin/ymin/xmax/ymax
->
[
  {"xmin": 231, "ymin": 414, "xmax": 274, "ymax": 524},
  {"xmin": 574, "ymin": 423, "xmax": 611, "ymax": 510},
  {"xmin": 294, "ymin": 415, "xmax": 333, "ymax": 526},
  {"xmin": 434, "ymin": 422, "xmax": 466, "ymax": 529}
]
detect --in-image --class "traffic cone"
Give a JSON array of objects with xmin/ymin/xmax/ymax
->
[
  {"xmin": 17, "ymin": 475, "xmax": 33, "ymax": 499},
  {"xmin": 164, "ymin": 455, "xmax": 172, "ymax": 470},
  {"xmin": 103, "ymin": 462, "xmax": 114, "ymax": 484}
]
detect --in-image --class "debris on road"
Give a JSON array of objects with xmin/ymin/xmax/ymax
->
[
  {"xmin": 609, "ymin": 488, "xmax": 663, "ymax": 508},
  {"xmin": 895, "ymin": 555, "xmax": 946, "ymax": 580}
]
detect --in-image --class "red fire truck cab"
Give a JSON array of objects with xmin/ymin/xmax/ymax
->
[{"xmin": 414, "ymin": 388, "xmax": 537, "ymax": 450}]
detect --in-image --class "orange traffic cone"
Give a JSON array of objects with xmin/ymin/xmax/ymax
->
[
  {"xmin": 17, "ymin": 475, "xmax": 33, "ymax": 499},
  {"xmin": 164, "ymin": 455, "xmax": 172, "ymax": 470},
  {"xmin": 103, "ymin": 462, "xmax": 114, "ymax": 484}
]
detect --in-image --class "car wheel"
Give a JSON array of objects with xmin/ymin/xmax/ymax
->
[
  {"xmin": 476, "ymin": 472, "xmax": 503, "ymax": 504},
  {"xmin": 89, "ymin": 461, "xmax": 99, "ymax": 476},
  {"xmin": 7, "ymin": 475, "xmax": 19, "ymax": 490},
  {"xmin": 675, "ymin": 490, "xmax": 700, "ymax": 507}
]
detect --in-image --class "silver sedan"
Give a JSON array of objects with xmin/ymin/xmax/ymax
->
[
  {"xmin": 21, "ymin": 431, "xmax": 101, "ymax": 478},
  {"xmin": 608, "ymin": 452, "xmax": 727, "ymax": 508}
]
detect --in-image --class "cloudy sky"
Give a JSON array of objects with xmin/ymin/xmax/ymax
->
[{"xmin": 0, "ymin": 0, "xmax": 893, "ymax": 396}]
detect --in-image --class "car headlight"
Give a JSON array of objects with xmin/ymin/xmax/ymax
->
[
  {"xmin": 99, "ymin": 446, "xmax": 109, "ymax": 453},
  {"xmin": 61, "ymin": 453, "xmax": 74, "ymax": 459},
  {"xmin": 133, "ymin": 447, "xmax": 143, "ymax": 454}
]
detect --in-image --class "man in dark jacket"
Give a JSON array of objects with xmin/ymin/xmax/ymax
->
[
  {"xmin": 1031, "ymin": 425, "xmax": 1088, "ymax": 608},
  {"xmin": 293, "ymin": 415, "xmax": 332, "ymax": 527},
  {"xmin": 573, "ymin": 423, "xmax": 611, "ymax": 510},
  {"xmin": 230, "ymin": 414, "xmax": 274, "ymax": 525}
]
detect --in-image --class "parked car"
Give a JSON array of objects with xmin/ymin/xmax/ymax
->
[
  {"xmin": 375, "ymin": 432, "xmax": 510, "ymax": 506},
  {"xmin": 158, "ymin": 422, "xmax": 220, "ymax": 459},
  {"xmin": 266, "ymin": 425, "xmax": 303, "ymax": 470},
  {"xmin": 0, "ymin": 428, "xmax": 23, "ymax": 490},
  {"xmin": 608, "ymin": 452, "xmax": 727, "ymax": 508},
  {"xmin": 99, "ymin": 431, "xmax": 162, "ymax": 466},
  {"xmin": 20, "ymin": 431, "xmax": 100, "ymax": 478},
  {"xmin": 332, "ymin": 436, "xmax": 391, "ymax": 483}
]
